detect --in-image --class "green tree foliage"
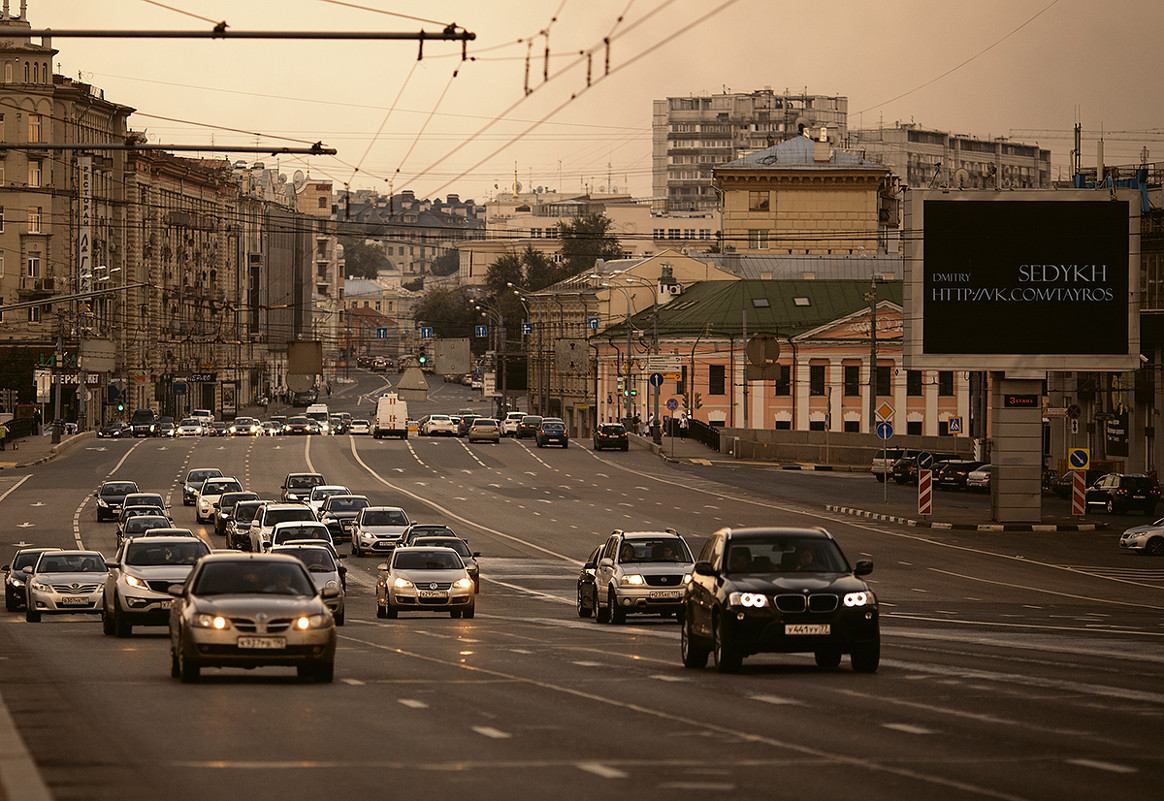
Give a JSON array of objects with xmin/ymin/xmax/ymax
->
[
  {"xmin": 430, "ymin": 249, "xmax": 460, "ymax": 277},
  {"xmin": 486, "ymin": 253, "xmax": 523, "ymax": 296},
  {"xmin": 402, "ymin": 277, "xmax": 425, "ymax": 292},
  {"xmin": 557, "ymin": 212, "xmax": 623, "ymax": 278},
  {"xmin": 521, "ymin": 246, "xmax": 559, "ymax": 291},
  {"xmin": 412, "ymin": 287, "xmax": 477, "ymax": 338},
  {"xmin": 339, "ymin": 235, "xmax": 390, "ymax": 279}
]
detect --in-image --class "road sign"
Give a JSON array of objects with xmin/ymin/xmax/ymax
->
[
  {"xmin": 475, "ymin": 325, "xmax": 487, "ymax": 338},
  {"xmin": 917, "ymin": 451, "xmax": 933, "ymax": 470},
  {"xmin": 1072, "ymin": 470, "xmax": 1086, "ymax": 515},
  {"xmin": 376, "ymin": 327, "xmax": 389, "ymax": 339},
  {"xmin": 648, "ymin": 372, "xmax": 664, "ymax": 387},
  {"xmin": 587, "ymin": 317, "xmax": 599, "ymax": 330},
  {"xmin": 420, "ymin": 327, "xmax": 433, "ymax": 339},
  {"xmin": 521, "ymin": 323, "xmax": 533, "ymax": 335},
  {"xmin": 1043, "ymin": 407, "xmax": 1068, "ymax": 418},
  {"xmin": 662, "ymin": 372, "xmax": 682, "ymax": 381},
  {"xmin": 1068, "ymin": 448, "xmax": 1090, "ymax": 470},
  {"xmin": 1066, "ymin": 403, "xmax": 1082, "ymax": 420},
  {"xmin": 918, "ymin": 468, "xmax": 933, "ymax": 516},
  {"xmin": 876, "ymin": 421, "xmax": 893, "ymax": 440},
  {"xmin": 666, "ymin": 398, "xmax": 678, "ymax": 411},
  {"xmin": 948, "ymin": 416, "xmax": 963, "ymax": 434},
  {"xmin": 876, "ymin": 401, "xmax": 894, "ymax": 421}
]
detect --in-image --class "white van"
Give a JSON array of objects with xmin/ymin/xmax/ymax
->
[
  {"xmin": 373, "ymin": 393, "xmax": 408, "ymax": 439},
  {"xmin": 304, "ymin": 403, "xmax": 331, "ymax": 435}
]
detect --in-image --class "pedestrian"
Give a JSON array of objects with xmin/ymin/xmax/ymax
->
[
  {"xmin": 0, "ymin": 419, "xmax": 8, "ymax": 451},
  {"xmin": 678, "ymin": 413, "xmax": 689, "ymax": 443}
]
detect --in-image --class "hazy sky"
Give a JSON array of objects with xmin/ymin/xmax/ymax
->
[{"xmin": 28, "ymin": 0, "xmax": 1164, "ymax": 201}]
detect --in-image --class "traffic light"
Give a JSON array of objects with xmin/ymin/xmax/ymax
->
[{"xmin": 417, "ymin": 348, "xmax": 427, "ymax": 366}]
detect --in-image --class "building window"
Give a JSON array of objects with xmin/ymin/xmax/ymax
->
[
  {"xmin": 748, "ymin": 229, "xmax": 768, "ymax": 249},
  {"xmin": 29, "ymin": 305, "xmax": 41, "ymax": 323},
  {"xmin": 27, "ymin": 252, "xmax": 41, "ymax": 277},
  {"xmin": 28, "ymin": 113, "xmax": 41, "ymax": 143},
  {"xmin": 772, "ymin": 364, "xmax": 790, "ymax": 396},
  {"xmin": 938, "ymin": 371, "xmax": 954, "ymax": 396},
  {"xmin": 28, "ymin": 160, "xmax": 40, "ymax": 187},
  {"xmin": 317, "ymin": 197, "xmax": 327, "ymax": 209},
  {"xmin": 708, "ymin": 364, "xmax": 726, "ymax": 395},
  {"xmin": 374, "ymin": 301, "xmax": 381, "ymax": 311},
  {"xmin": 809, "ymin": 364, "xmax": 825, "ymax": 396},
  {"xmin": 906, "ymin": 370, "xmax": 923, "ymax": 396},
  {"xmin": 748, "ymin": 191, "xmax": 770, "ymax": 211},
  {"xmin": 809, "ymin": 419, "xmax": 826, "ymax": 431},
  {"xmin": 0, "ymin": 206, "xmax": 4, "ymax": 232},
  {"xmin": 773, "ymin": 419, "xmax": 792, "ymax": 430},
  {"xmin": 876, "ymin": 365, "xmax": 892, "ymax": 396},
  {"xmin": 0, "ymin": 252, "xmax": 5, "ymax": 276},
  {"xmin": 844, "ymin": 420, "xmax": 861, "ymax": 433},
  {"xmin": 843, "ymin": 365, "xmax": 861, "ymax": 396},
  {"xmin": 907, "ymin": 421, "xmax": 923, "ymax": 435},
  {"xmin": 27, "ymin": 206, "xmax": 41, "ymax": 233}
]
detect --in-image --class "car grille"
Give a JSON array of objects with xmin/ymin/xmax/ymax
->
[
  {"xmin": 230, "ymin": 617, "xmax": 294, "ymax": 633},
  {"xmin": 49, "ymin": 583, "xmax": 101, "ymax": 593},
  {"xmin": 774, "ymin": 593, "xmax": 839, "ymax": 613},
  {"xmin": 644, "ymin": 574, "xmax": 684, "ymax": 587},
  {"xmin": 146, "ymin": 579, "xmax": 178, "ymax": 592},
  {"xmin": 416, "ymin": 582, "xmax": 452, "ymax": 590}
]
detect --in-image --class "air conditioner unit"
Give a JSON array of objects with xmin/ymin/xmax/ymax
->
[
  {"xmin": 667, "ymin": 284, "xmax": 683, "ymax": 296},
  {"xmin": 34, "ymin": 277, "xmax": 52, "ymax": 291}
]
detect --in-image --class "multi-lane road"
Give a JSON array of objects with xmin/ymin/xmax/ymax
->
[{"xmin": 0, "ymin": 373, "xmax": 1160, "ymax": 801}]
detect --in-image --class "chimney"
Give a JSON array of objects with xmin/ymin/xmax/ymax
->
[{"xmin": 814, "ymin": 127, "xmax": 832, "ymax": 163}]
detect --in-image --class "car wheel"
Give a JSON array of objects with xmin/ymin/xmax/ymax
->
[
  {"xmin": 608, "ymin": 590, "xmax": 626, "ymax": 624},
  {"xmin": 577, "ymin": 586, "xmax": 592, "ymax": 618},
  {"xmin": 1145, "ymin": 536, "xmax": 1164, "ymax": 557},
  {"xmin": 25, "ymin": 608, "xmax": 40, "ymax": 623},
  {"xmin": 594, "ymin": 588, "xmax": 610, "ymax": 623},
  {"xmin": 681, "ymin": 611, "xmax": 710, "ymax": 669},
  {"xmin": 1145, "ymin": 504, "xmax": 1158, "ymax": 517},
  {"xmin": 1106, "ymin": 499, "xmax": 1116, "ymax": 514},
  {"xmin": 352, "ymin": 541, "xmax": 362, "ymax": 557},
  {"xmin": 563, "ymin": 442, "xmax": 569, "ymax": 449},
  {"xmin": 621, "ymin": 445, "xmax": 628, "ymax": 451},
  {"xmin": 712, "ymin": 614, "xmax": 742, "ymax": 673},
  {"xmin": 376, "ymin": 597, "xmax": 387, "ymax": 619},
  {"xmin": 450, "ymin": 609, "xmax": 462, "ymax": 619},
  {"xmin": 170, "ymin": 647, "xmax": 181, "ymax": 678},
  {"xmin": 851, "ymin": 637, "xmax": 880, "ymax": 673},
  {"xmin": 5, "ymin": 591, "xmax": 17, "ymax": 613},
  {"xmin": 334, "ymin": 610, "xmax": 345, "ymax": 626},
  {"xmin": 875, "ymin": 474, "xmax": 885, "ymax": 483},
  {"xmin": 178, "ymin": 647, "xmax": 200, "ymax": 683},
  {"xmin": 814, "ymin": 645, "xmax": 843, "ymax": 668},
  {"xmin": 463, "ymin": 602, "xmax": 475, "ymax": 620},
  {"xmin": 384, "ymin": 596, "xmax": 398, "ymax": 619}
]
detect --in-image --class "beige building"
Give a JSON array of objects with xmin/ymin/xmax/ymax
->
[
  {"xmin": 715, "ymin": 133, "xmax": 895, "ymax": 255},
  {"xmin": 653, "ymin": 89, "xmax": 849, "ymax": 212}
]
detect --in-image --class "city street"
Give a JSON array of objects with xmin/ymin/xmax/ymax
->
[{"xmin": 0, "ymin": 373, "xmax": 1160, "ymax": 801}]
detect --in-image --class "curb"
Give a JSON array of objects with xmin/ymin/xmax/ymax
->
[{"xmin": 825, "ymin": 504, "xmax": 1108, "ymax": 532}]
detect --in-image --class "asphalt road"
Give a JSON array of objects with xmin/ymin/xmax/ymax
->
[{"xmin": 0, "ymin": 373, "xmax": 1160, "ymax": 801}]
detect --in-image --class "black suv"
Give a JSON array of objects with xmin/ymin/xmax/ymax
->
[
  {"xmin": 936, "ymin": 460, "xmax": 986, "ymax": 491},
  {"xmin": 129, "ymin": 408, "xmax": 159, "ymax": 437},
  {"xmin": 681, "ymin": 526, "xmax": 879, "ymax": 673},
  {"xmin": 890, "ymin": 452, "xmax": 960, "ymax": 485},
  {"xmin": 1084, "ymin": 473, "xmax": 1160, "ymax": 515},
  {"xmin": 94, "ymin": 480, "xmax": 139, "ymax": 522},
  {"xmin": 515, "ymin": 415, "xmax": 542, "ymax": 439},
  {"xmin": 593, "ymin": 423, "xmax": 628, "ymax": 451}
]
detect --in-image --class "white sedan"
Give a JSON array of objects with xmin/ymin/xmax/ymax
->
[{"xmin": 421, "ymin": 414, "xmax": 456, "ymax": 436}]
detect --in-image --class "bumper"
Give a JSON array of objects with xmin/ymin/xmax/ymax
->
[
  {"xmin": 354, "ymin": 535, "xmax": 399, "ymax": 554},
  {"xmin": 721, "ymin": 606, "xmax": 880, "ymax": 656},
  {"xmin": 29, "ymin": 589, "xmax": 103, "ymax": 614},
  {"xmin": 182, "ymin": 631, "xmax": 336, "ymax": 667},
  {"xmin": 116, "ymin": 594, "xmax": 175, "ymax": 625},
  {"xmin": 612, "ymin": 587, "xmax": 685, "ymax": 615},
  {"xmin": 388, "ymin": 588, "xmax": 474, "ymax": 610}
]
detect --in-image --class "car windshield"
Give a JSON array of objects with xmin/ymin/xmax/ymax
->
[
  {"xmin": 311, "ymin": 487, "xmax": 348, "ymax": 500},
  {"xmin": 413, "ymin": 538, "xmax": 471, "ymax": 557},
  {"xmin": 273, "ymin": 525, "xmax": 330, "ymax": 543},
  {"xmin": 362, "ymin": 510, "xmax": 408, "ymax": 526},
  {"xmin": 192, "ymin": 561, "xmax": 315, "ymax": 596},
  {"xmin": 266, "ymin": 508, "xmax": 316, "ymax": 525},
  {"xmin": 13, "ymin": 550, "xmax": 52, "ymax": 570},
  {"xmin": 288, "ymin": 475, "xmax": 323, "ymax": 489},
  {"xmin": 124, "ymin": 541, "xmax": 209, "ymax": 566},
  {"xmin": 37, "ymin": 553, "xmax": 105, "ymax": 573},
  {"xmin": 725, "ymin": 537, "xmax": 848, "ymax": 574},
  {"xmin": 411, "ymin": 526, "xmax": 453, "ymax": 538},
  {"xmin": 125, "ymin": 517, "xmax": 170, "ymax": 534},
  {"xmin": 203, "ymin": 480, "xmax": 242, "ymax": 494},
  {"xmin": 598, "ymin": 425, "xmax": 624, "ymax": 434},
  {"xmin": 327, "ymin": 497, "xmax": 368, "ymax": 512},
  {"xmin": 282, "ymin": 549, "xmax": 337, "ymax": 572},
  {"xmin": 233, "ymin": 503, "xmax": 264, "ymax": 523},
  {"xmin": 393, "ymin": 550, "xmax": 463, "ymax": 570},
  {"xmin": 187, "ymin": 470, "xmax": 220, "ymax": 483},
  {"xmin": 619, "ymin": 538, "xmax": 691, "ymax": 563},
  {"xmin": 125, "ymin": 495, "xmax": 164, "ymax": 507},
  {"xmin": 102, "ymin": 482, "xmax": 137, "ymax": 496}
]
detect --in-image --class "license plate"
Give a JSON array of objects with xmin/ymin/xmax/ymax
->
[
  {"xmin": 62, "ymin": 596, "xmax": 88, "ymax": 605},
  {"xmin": 785, "ymin": 623, "xmax": 830, "ymax": 635},
  {"xmin": 237, "ymin": 636, "xmax": 285, "ymax": 650},
  {"xmin": 649, "ymin": 590, "xmax": 681, "ymax": 600},
  {"xmin": 418, "ymin": 590, "xmax": 447, "ymax": 599},
  {"xmin": 157, "ymin": 600, "xmax": 172, "ymax": 609}
]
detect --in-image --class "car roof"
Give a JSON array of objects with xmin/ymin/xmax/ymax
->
[
  {"xmin": 715, "ymin": 526, "xmax": 833, "ymax": 541},
  {"xmin": 124, "ymin": 535, "xmax": 208, "ymax": 547}
]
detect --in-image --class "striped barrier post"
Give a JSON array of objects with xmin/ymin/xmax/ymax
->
[{"xmin": 918, "ymin": 468, "xmax": 933, "ymax": 516}]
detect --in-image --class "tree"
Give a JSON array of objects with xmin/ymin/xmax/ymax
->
[
  {"xmin": 486, "ymin": 253, "xmax": 523, "ymax": 296},
  {"xmin": 338, "ymin": 235, "xmax": 390, "ymax": 279},
  {"xmin": 412, "ymin": 287, "xmax": 476, "ymax": 339},
  {"xmin": 430, "ymin": 249, "xmax": 460, "ymax": 277},
  {"xmin": 557, "ymin": 212, "xmax": 623, "ymax": 278},
  {"xmin": 520, "ymin": 246, "xmax": 559, "ymax": 291}
]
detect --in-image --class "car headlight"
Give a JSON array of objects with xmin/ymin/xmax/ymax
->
[
  {"xmin": 295, "ymin": 613, "xmax": 331, "ymax": 630},
  {"xmin": 324, "ymin": 580, "xmax": 339, "ymax": 591},
  {"xmin": 124, "ymin": 574, "xmax": 150, "ymax": 590},
  {"xmin": 728, "ymin": 591, "xmax": 769, "ymax": 608},
  {"xmin": 192, "ymin": 613, "xmax": 229, "ymax": 629},
  {"xmin": 453, "ymin": 577, "xmax": 474, "ymax": 590},
  {"xmin": 9, "ymin": 576, "xmax": 25, "ymax": 587},
  {"xmin": 393, "ymin": 577, "xmax": 414, "ymax": 589},
  {"xmin": 30, "ymin": 580, "xmax": 51, "ymax": 592},
  {"xmin": 198, "ymin": 498, "xmax": 211, "ymax": 508},
  {"xmin": 619, "ymin": 574, "xmax": 645, "ymax": 586},
  {"xmin": 844, "ymin": 591, "xmax": 874, "ymax": 607}
]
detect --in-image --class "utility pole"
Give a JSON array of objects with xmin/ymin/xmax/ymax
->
[{"xmin": 867, "ymin": 277, "xmax": 877, "ymax": 433}]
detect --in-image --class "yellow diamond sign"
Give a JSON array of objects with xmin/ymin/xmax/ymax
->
[{"xmin": 876, "ymin": 402, "xmax": 894, "ymax": 421}]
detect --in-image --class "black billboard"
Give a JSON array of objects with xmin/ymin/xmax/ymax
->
[{"xmin": 922, "ymin": 199, "xmax": 1130, "ymax": 356}]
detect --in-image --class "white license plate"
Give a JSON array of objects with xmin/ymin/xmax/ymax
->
[
  {"xmin": 156, "ymin": 600, "xmax": 172, "ymax": 609},
  {"xmin": 649, "ymin": 590, "xmax": 681, "ymax": 600},
  {"xmin": 418, "ymin": 590, "xmax": 447, "ymax": 599},
  {"xmin": 237, "ymin": 636, "xmax": 285, "ymax": 650},
  {"xmin": 62, "ymin": 596, "xmax": 88, "ymax": 605},
  {"xmin": 785, "ymin": 623, "xmax": 830, "ymax": 635}
]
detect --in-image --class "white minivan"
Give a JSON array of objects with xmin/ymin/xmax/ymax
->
[
  {"xmin": 305, "ymin": 403, "xmax": 331, "ymax": 435},
  {"xmin": 373, "ymin": 393, "xmax": 408, "ymax": 439}
]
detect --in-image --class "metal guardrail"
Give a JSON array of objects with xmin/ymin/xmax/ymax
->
[{"xmin": 664, "ymin": 417, "xmax": 720, "ymax": 451}]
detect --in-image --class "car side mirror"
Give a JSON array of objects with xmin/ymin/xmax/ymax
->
[
  {"xmin": 376, "ymin": 562, "xmax": 388, "ymax": 571},
  {"xmin": 167, "ymin": 584, "xmax": 185, "ymax": 597},
  {"xmin": 472, "ymin": 552, "xmax": 481, "ymax": 558},
  {"xmin": 599, "ymin": 557, "xmax": 614, "ymax": 568},
  {"xmin": 22, "ymin": 566, "xmax": 33, "ymax": 575},
  {"xmin": 853, "ymin": 559, "xmax": 874, "ymax": 576},
  {"xmin": 693, "ymin": 561, "xmax": 717, "ymax": 577},
  {"xmin": 321, "ymin": 587, "xmax": 340, "ymax": 599},
  {"xmin": 104, "ymin": 559, "xmax": 118, "ymax": 569}
]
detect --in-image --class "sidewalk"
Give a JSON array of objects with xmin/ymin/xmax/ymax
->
[{"xmin": 0, "ymin": 429, "xmax": 93, "ymax": 471}]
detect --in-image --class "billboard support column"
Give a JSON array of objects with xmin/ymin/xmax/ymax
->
[{"xmin": 990, "ymin": 375, "xmax": 1044, "ymax": 523}]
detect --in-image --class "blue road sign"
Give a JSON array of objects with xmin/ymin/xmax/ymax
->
[
  {"xmin": 649, "ymin": 372, "xmax": 664, "ymax": 387},
  {"xmin": 420, "ymin": 327, "xmax": 433, "ymax": 339},
  {"xmin": 587, "ymin": 317, "xmax": 599, "ymax": 330},
  {"xmin": 1068, "ymin": 448, "xmax": 1090, "ymax": 470},
  {"xmin": 876, "ymin": 421, "xmax": 893, "ymax": 440},
  {"xmin": 376, "ymin": 327, "xmax": 389, "ymax": 339},
  {"xmin": 917, "ymin": 451, "xmax": 934, "ymax": 470},
  {"xmin": 475, "ymin": 325, "xmax": 487, "ymax": 338},
  {"xmin": 521, "ymin": 322, "xmax": 533, "ymax": 335},
  {"xmin": 666, "ymin": 398, "xmax": 679, "ymax": 411}
]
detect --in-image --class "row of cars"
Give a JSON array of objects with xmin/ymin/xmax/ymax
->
[{"xmin": 574, "ymin": 526, "xmax": 880, "ymax": 673}]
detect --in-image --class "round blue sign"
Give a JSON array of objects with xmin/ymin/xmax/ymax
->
[
  {"xmin": 649, "ymin": 372, "xmax": 664, "ymax": 387},
  {"xmin": 917, "ymin": 451, "xmax": 933, "ymax": 470},
  {"xmin": 666, "ymin": 398, "xmax": 679, "ymax": 411},
  {"xmin": 876, "ymin": 422, "xmax": 893, "ymax": 440}
]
